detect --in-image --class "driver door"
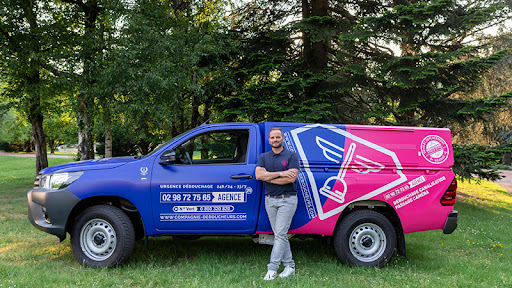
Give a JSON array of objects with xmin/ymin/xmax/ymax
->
[{"xmin": 151, "ymin": 125, "xmax": 260, "ymax": 233}]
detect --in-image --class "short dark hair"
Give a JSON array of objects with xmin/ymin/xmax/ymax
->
[{"xmin": 269, "ymin": 127, "xmax": 283, "ymax": 137}]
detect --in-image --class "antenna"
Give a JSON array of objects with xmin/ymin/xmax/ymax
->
[{"xmin": 200, "ymin": 114, "xmax": 217, "ymax": 126}]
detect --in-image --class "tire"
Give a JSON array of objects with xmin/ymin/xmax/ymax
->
[
  {"xmin": 333, "ymin": 210, "xmax": 396, "ymax": 268},
  {"xmin": 70, "ymin": 205, "xmax": 135, "ymax": 268}
]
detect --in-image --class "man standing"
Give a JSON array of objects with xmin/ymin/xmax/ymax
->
[{"xmin": 255, "ymin": 127, "xmax": 300, "ymax": 280}]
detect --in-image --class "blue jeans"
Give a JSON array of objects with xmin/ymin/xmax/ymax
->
[{"xmin": 265, "ymin": 195, "xmax": 298, "ymax": 272}]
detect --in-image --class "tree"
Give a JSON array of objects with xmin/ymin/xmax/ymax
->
[
  {"xmin": 58, "ymin": 0, "xmax": 111, "ymax": 160},
  {"xmin": 335, "ymin": 0, "xmax": 512, "ymax": 126},
  {"xmin": 222, "ymin": 0, "xmax": 512, "ymax": 125},
  {"xmin": 217, "ymin": 1, "xmax": 341, "ymax": 123},
  {"xmin": 91, "ymin": 0, "xmax": 238, "ymax": 156},
  {"xmin": 333, "ymin": 0, "xmax": 512, "ymax": 180},
  {"xmin": 1, "ymin": 0, "xmax": 238, "ymax": 160},
  {"xmin": 0, "ymin": 0, "xmax": 67, "ymax": 172},
  {"xmin": 220, "ymin": 0, "xmax": 512, "ymax": 180},
  {"xmin": 451, "ymin": 32, "xmax": 512, "ymax": 168}
]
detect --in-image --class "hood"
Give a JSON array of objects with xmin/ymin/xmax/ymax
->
[{"xmin": 39, "ymin": 156, "xmax": 140, "ymax": 174}]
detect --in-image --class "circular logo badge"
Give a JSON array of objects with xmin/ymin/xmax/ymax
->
[{"xmin": 420, "ymin": 135, "xmax": 449, "ymax": 164}]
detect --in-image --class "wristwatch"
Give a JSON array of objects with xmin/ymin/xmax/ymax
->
[{"xmin": 280, "ymin": 172, "xmax": 283, "ymax": 178}]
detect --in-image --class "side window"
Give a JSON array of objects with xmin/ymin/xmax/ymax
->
[{"xmin": 175, "ymin": 129, "xmax": 249, "ymax": 165}]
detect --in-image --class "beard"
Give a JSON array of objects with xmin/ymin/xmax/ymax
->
[{"xmin": 271, "ymin": 141, "xmax": 283, "ymax": 148}]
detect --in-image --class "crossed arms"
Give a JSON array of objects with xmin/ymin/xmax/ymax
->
[{"xmin": 255, "ymin": 167, "xmax": 298, "ymax": 185}]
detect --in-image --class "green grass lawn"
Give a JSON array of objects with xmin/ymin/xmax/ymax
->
[{"xmin": 1, "ymin": 155, "xmax": 511, "ymax": 287}]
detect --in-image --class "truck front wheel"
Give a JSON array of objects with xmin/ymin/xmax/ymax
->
[
  {"xmin": 334, "ymin": 210, "xmax": 396, "ymax": 268},
  {"xmin": 70, "ymin": 205, "xmax": 135, "ymax": 268}
]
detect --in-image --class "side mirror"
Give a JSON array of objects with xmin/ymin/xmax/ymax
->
[{"xmin": 159, "ymin": 150, "xmax": 176, "ymax": 165}]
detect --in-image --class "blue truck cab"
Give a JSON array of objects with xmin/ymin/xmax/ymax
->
[{"xmin": 27, "ymin": 122, "xmax": 458, "ymax": 268}]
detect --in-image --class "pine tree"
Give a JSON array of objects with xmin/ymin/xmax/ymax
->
[
  {"xmin": 218, "ymin": 0, "xmax": 348, "ymax": 123},
  {"xmin": 221, "ymin": 0, "xmax": 511, "ymax": 127},
  {"xmin": 335, "ymin": 0, "xmax": 512, "ymax": 126}
]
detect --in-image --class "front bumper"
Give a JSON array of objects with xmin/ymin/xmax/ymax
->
[
  {"xmin": 443, "ymin": 210, "xmax": 458, "ymax": 234},
  {"xmin": 27, "ymin": 188, "xmax": 80, "ymax": 240}
]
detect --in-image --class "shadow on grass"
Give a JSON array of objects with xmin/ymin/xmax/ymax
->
[{"xmin": 128, "ymin": 236, "xmax": 336, "ymax": 268}]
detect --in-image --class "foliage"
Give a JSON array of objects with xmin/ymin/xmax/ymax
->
[
  {"xmin": 0, "ymin": 109, "xmax": 31, "ymax": 151},
  {"xmin": 219, "ymin": 0, "xmax": 512, "ymax": 131},
  {"xmin": 449, "ymin": 33, "xmax": 512, "ymax": 166},
  {"xmin": 44, "ymin": 107, "xmax": 78, "ymax": 151},
  {"xmin": 1, "ymin": 0, "xmax": 512, "ymax": 179},
  {"xmin": 0, "ymin": 0, "xmax": 86, "ymax": 170},
  {"xmin": 95, "ymin": 124, "xmax": 139, "ymax": 157},
  {"xmin": 89, "ymin": 0, "xmax": 239, "ymax": 155},
  {"xmin": 218, "ymin": 1, "xmax": 365, "ymax": 124},
  {"xmin": 453, "ymin": 143, "xmax": 512, "ymax": 182},
  {"xmin": 336, "ymin": 0, "xmax": 512, "ymax": 126},
  {"xmin": 217, "ymin": 36, "xmax": 338, "ymax": 122}
]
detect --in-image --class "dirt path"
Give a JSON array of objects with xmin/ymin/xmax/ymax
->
[{"xmin": 0, "ymin": 151, "xmax": 75, "ymax": 159}]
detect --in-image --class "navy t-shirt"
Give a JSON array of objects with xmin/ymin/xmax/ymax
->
[{"xmin": 257, "ymin": 148, "xmax": 300, "ymax": 196}]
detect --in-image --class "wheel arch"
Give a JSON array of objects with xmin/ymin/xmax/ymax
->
[
  {"xmin": 66, "ymin": 196, "xmax": 145, "ymax": 241},
  {"xmin": 336, "ymin": 200, "xmax": 406, "ymax": 259}
]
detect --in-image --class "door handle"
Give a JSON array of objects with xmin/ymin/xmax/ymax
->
[{"xmin": 231, "ymin": 174, "xmax": 253, "ymax": 179}]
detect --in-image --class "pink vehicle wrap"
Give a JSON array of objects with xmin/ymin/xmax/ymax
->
[{"xmin": 256, "ymin": 123, "xmax": 456, "ymax": 236}]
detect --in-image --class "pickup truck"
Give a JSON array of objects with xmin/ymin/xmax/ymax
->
[{"xmin": 27, "ymin": 122, "xmax": 458, "ymax": 268}]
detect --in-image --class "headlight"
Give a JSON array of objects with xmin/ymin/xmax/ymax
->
[{"xmin": 40, "ymin": 172, "xmax": 83, "ymax": 190}]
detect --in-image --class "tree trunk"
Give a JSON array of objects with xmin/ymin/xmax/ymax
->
[
  {"xmin": 78, "ymin": 96, "xmax": 95, "ymax": 160},
  {"xmin": 301, "ymin": 0, "xmax": 329, "ymax": 100},
  {"xmin": 105, "ymin": 110, "xmax": 113, "ymax": 158},
  {"xmin": 191, "ymin": 96, "xmax": 199, "ymax": 129},
  {"xmin": 138, "ymin": 136, "xmax": 151, "ymax": 156},
  {"xmin": 21, "ymin": 0, "xmax": 48, "ymax": 174},
  {"xmin": 310, "ymin": 0, "xmax": 328, "ymax": 70},
  {"xmin": 394, "ymin": 109, "xmax": 416, "ymax": 126},
  {"xmin": 178, "ymin": 109, "xmax": 185, "ymax": 134},
  {"xmin": 49, "ymin": 139, "xmax": 56, "ymax": 154},
  {"xmin": 68, "ymin": 0, "xmax": 103, "ymax": 160},
  {"xmin": 30, "ymin": 113, "xmax": 48, "ymax": 174},
  {"xmin": 172, "ymin": 107, "xmax": 186, "ymax": 137},
  {"xmin": 171, "ymin": 115, "xmax": 178, "ymax": 137},
  {"xmin": 190, "ymin": 72, "xmax": 199, "ymax": 129},
  {"xmin": 78, "ymin": 130, "xmax": 92, "ymax": 160},
  {"xmin": 105, "ymin": 127, "xmax": 113, "ymax": 158},
  {"xmin": 302, "ymin": 0, "xmax": 328, "ymax": 70}
]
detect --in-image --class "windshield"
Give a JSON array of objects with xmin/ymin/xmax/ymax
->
[{"xmin": 143, "ymin": 132, "xmax": 186, "ymax": 158}]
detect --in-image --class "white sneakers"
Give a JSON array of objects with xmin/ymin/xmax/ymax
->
[
  {"xmin": 279, "ymin": 266, "xmax": 295, "ymax": 278},
  {"xmin": 263, "ymin": 266, "xmax": 295, "ymax": 280},
  {"xmin": 263, "ymin": 270, "xmax": 277, "ymax": 280}
]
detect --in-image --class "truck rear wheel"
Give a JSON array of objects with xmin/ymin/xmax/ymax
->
[
  {"xmin": 334, "ymin": 210, "xmax": 396, "ymax": 268},
  {"xmin": 70, "ymin": 205, "xmax": 135, "ymax": 268}
]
